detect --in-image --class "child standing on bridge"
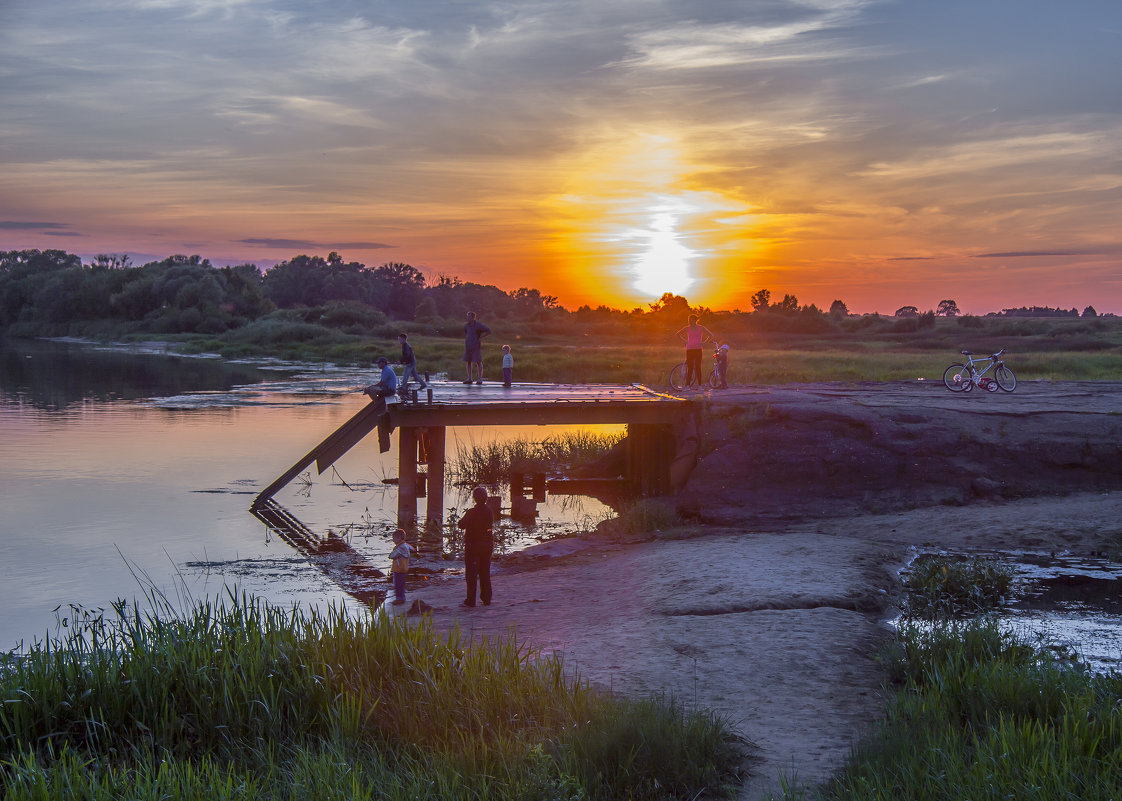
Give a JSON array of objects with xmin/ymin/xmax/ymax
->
[
  {"xmin": 501, "ymin": 344, "xmax": 514, "ymax": 387},
  {"xmin": 388, "ymin": 528, "xmax": 415, "ymax": 606}
]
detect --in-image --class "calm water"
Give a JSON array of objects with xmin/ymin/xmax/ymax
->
[{"xmin": 0, "ymin": 339, "xmax": 620, "ymax": 651}]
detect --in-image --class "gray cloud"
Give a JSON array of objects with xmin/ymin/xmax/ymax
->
[
  {"xmin": 0, "ymin": 221, "xmax": 70, "ymax": 230},
  {"xmin": 238, "ymin": 238, "xmax": 394, "ymax": 250},
  {"xmin": 975, "ymin": 250, "xmax": 1100, "ymax": 259}
]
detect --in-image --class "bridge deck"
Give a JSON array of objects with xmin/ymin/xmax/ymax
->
[
  {"xmin": 253, "ymin": 381, "xmax": 688, "ymax": 508},
  {"xmin": 387, "ymin": 381, "xmax": 685, "ymax": 426}
]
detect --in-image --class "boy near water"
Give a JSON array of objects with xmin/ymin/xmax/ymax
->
[{"xmin": 388, "ymin": 528, "xmax": 415, "ymax": 606}]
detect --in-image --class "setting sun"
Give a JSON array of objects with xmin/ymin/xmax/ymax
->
[
  {"xmin": 632, "ymin": 207, "xmax": 696, "ymax": 298},
  {"xmin": 542, "ymin": 131, "xmax": 761, "ymax": 308}
]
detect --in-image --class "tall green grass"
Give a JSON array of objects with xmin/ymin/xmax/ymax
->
[
  {"xmin": 0, "ymin": 591, "xmax": 744, "ymax": 800},
  {"xmin": 448, "ymin": 430, "xmax": 625, "ymax": 485},
  {"xmin": 815, "ymin": 621, "xmax": 1122, "ymax": 801}
]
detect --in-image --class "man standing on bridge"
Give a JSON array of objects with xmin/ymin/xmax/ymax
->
[{"xmin": 463, "ymin": 310, "xmax": 491, "ymax": 385}]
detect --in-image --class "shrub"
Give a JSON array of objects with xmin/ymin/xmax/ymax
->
[{"xmin": 899, "ymin": 554, "xmax": 1016, "ymax": 619}]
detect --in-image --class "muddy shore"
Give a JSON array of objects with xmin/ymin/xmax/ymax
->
[{"xmin": 393, "ymin": 380, "xmax": 1122, "ymax": 800}]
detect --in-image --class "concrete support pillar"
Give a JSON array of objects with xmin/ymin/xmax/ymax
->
[
  {"xmin": 397, "ymin": 426, "xmax": 418, "ymax": 528},
  {"xmin": 425, "ymin": 426, "xmax": 446, "ymax": 531},
  {"xmin": 625, "ymin": 423, "xmax": 673, "ymax": 497}
]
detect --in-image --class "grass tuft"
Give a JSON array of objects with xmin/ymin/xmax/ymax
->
[
  {"xmin": 898, "ymin": 554, "xmax": 1016, "ymax": 619},
  {"xmin": 0, "ymin": 590, "xmax": 744, "ymax": 800}
]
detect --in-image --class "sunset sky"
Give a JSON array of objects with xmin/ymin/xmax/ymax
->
[{"xmin": 2, "ymin": 0, "xmax": 1120, "ymax": 314}]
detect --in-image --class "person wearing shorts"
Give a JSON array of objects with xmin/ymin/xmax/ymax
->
[{"xmin": 462, "ymin": 311, "xmax": 491, "ymax": 384}]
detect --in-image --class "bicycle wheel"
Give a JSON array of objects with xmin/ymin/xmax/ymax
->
[
  {"xmin": 670, "ymin": 362, "xmax": 687, "ymax": 390},
  {"xmin": 707, "ymin": 369, "xmax": 719, "ymax": 388},
  {"xmin": 942, "ymin": 363, "xmax": 968, "ymax": 391},
  {"xmin": 995, "ymin": 365, "xmax": 1017, "ymax": 392}
]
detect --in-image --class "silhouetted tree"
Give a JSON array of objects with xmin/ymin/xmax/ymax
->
[
  {"xmin": 829, "ymin": 299, "xmax": 849, "ymax": 318},
  {"xmin": 774, "ymin": 293, "xmax": 799, "ymax": 314},
  {"xmin": 90, "ymin": 254, "xmax": 132, "ymax": 271},
  {"xmin": 372, "ymin": 262, "xmax": 426, "ymax": 319},
  {"xmin": 750, "ymin": 289, "xmax": 770, "ymax": 313},
  {"xmin": 1082, "ymin": 305, "xmax": 1098, "ymax": 318},
  {"xmin": 936, "ymin": 299, "xmax": 960, "ymax": 317},
  {"xmin": 894, "ymin": 305, "xmax": 919, "ymax": 318}
]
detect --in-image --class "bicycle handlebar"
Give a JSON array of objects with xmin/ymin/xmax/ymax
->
[{"xmin": 959, "ymin": 348, "xmax": 1007, "ymax": 359}]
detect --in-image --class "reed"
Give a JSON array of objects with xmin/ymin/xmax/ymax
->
[
  {"xmin": 0, "ymin": 590, "xmax": 743, "ymax": 800},
  {"xmin": 816, "ymin": 620, "xmax": 1122, "ymax": 801},
  {"xmin": 898, "ymin": 554, "xmax": 1016, "ymax": 619},
  {"xmin": 448, "ymin": 430, "xmax": 624, "ymax": 485}
]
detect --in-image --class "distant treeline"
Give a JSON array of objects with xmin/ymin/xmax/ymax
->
[{"xmin": 0, "ymin": 249, "xmax": 1112, "ymax": 348}]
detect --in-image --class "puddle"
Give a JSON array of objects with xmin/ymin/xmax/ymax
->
[{"xmin": 899, "ymin": 549, "xmax": 1122, "ymax": 674}]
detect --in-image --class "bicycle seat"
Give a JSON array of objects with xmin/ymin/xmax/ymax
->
[{"xmin": 960, "ymin": 350, "xmax": 973, "ymax": 356}]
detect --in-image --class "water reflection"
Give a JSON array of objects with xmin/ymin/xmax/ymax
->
[
  {"xmin": 250, "ymin": 500, "xmax": 388, "ymax": 606},
  {"xmin": 0, "ymin": 338, "xmax": 282, "ymax": 410}
]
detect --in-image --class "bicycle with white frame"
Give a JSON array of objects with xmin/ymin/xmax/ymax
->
[{"xmin": 943, "ymin": 348, "xmax": 1016, "ymax": 393}]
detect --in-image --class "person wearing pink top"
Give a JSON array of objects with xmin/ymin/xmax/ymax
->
[{"xmin": 675, "ymin": 314, "xmax": 715, "ymax": 388}]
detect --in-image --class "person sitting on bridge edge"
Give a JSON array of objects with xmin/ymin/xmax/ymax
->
[
  {"xmin": 364, "ymin": 357, "xmax": 398, "ymax": 401},
  {"xmin": 398, "ymin": 333, "xmax": 427, "ymax": 389}
]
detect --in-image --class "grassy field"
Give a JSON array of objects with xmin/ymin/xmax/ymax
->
[
  {"xmin": 166, "ymin": 315, "xmax": 1122, "ymax": 385},
  {"xmin": 0, "ymin": 592, "xmax": 744, "ymax": 800}
]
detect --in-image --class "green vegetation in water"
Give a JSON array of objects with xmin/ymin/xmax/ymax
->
[
  {"xmin": 898, "ymin": 554, "xmax": 1017, "ymax": 619},
  {"xmin": 0, "ymin": 591, "xmax": 744, "ymax": 800},
  {"xmin": 448, "ymin": 430, "xmax": 625, "ymax": 486},
  {"xmin": 612, "ymin": 498, "xmax": 682, "ymax": 536},
  {"xmin": 809, "ymin": 620, "xmax": 1122, "ymax": 801}
]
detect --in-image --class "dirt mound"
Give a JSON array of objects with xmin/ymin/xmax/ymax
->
[{"xmin": 679, "ymin": 381, "xmax": 1122, "ymax": 525}]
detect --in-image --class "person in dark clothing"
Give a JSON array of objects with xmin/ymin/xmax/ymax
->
[
  {"xmin": 457, "ymin": 485, "xmax": 494, "ymax": 606},
  {"xmin": 398, "ymin": 332, "xmax": 427, "ymax": 389},
  {"xmin": 462, "ymin": 311, "xmax": 491, "ymax": 384}
]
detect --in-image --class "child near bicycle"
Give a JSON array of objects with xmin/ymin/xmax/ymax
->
[{"xmin": 716, "ymin": 343, "xmax": 729, "ymax": 389}]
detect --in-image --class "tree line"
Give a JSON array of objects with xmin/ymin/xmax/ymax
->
[{"xmin": 0, "ymin": 248, "xmax": 1111, "ymax": 345}]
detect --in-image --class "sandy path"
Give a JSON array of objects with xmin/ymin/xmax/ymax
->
[{"xmin": 395, "ymin": 529, "xmax": 897, "ymax": 799}]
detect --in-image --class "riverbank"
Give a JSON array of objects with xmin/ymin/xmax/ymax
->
[{"xmin": 392, "ymin": 381, "xmax": 1122, "ymax": 799}]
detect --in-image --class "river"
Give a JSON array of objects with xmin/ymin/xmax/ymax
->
[{"xmin": 0, "ymin": 339, "xmax": 621, "ymax": 651}]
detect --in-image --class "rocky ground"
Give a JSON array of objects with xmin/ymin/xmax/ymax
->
[{"xmin": 392, "ymin": 380, "xmax": 1122, "ymax": 800}]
